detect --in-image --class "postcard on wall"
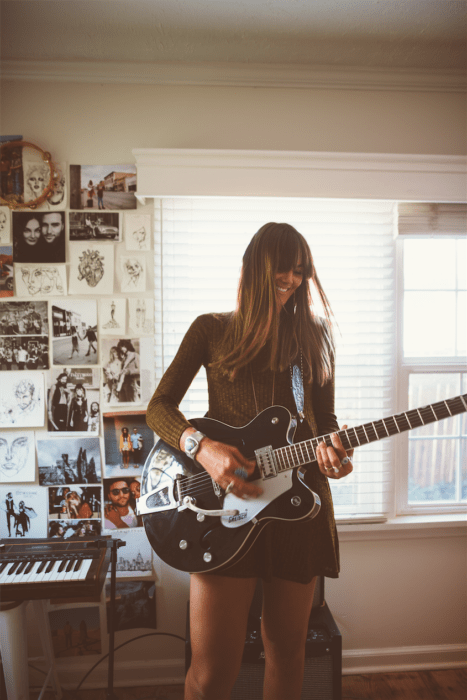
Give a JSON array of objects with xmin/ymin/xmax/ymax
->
[
  {"xmin": 0, "ymin": 485, "xmax": 47, "ymax": 539},
  {"xmin": 15, "ymin": 263, "xmax": 67, "ymax": 298},
  {"xmin": 0, "ymin": 207, "xmax": 11, "ymax": 245},
  {"xmin": 99, "ymin": 298, "xmax": 126, "ymax": 336},
  {"xmin": 103, "ymin": 410, "xmax": 154, "ymax": 478},
  {"xmin": 110, "ymin": 528, "xmax": 152, "ymax": 578},
  {"xmin": 51, "ymin": 299, "xmax": 98, "ymax": 366},
  {"xmin": 0, "ymin": 371, "xmax": 45, "ymax": 428},
  {"xmin": 0, "ymin": 300, "xmax": 49, "ymax": 371},
  {"xmin": 0, "ymin": 246, "xmax": 13, "ymax": 298},
  {"xmin": 101, "ymin": 337, "xmax": 154, "ymax": 406},
  {"xmin": 34, "ymin": 162, "xmax": 67, "ymax": 211},
  {"xmin": 12, "ymin": 211, "xmax": 66, "ymax": 264},
  {"xmin": 124, "ymin": 213, "xmax": 151, "ymax": 251},
  {"xmin": 48, "ymin": 485, "xmax": 102, "ymax": 521},
  {"xmin": 0, "ymin": 141, "xmax": 24, "ymax": 205},
  {"xmin": 48, "ymin": 606, "xmax": 101, "ymax": 658},
  {"xmin": 102, "ymin": 476, "xmax": 142, "ymax": 531},
  {"xmin": 0, "ymin": 299, "xmax": 48, "ymax": 334},
  {"xmin": 119, "ymin": 256, "xmax": 146, "ymax": 293},
  {"xmin": 0, "ymin": 430, "xmax": 36, "ymax": 483},
  {"xmin": 47, "ymin": 368, "xmax": 100, "ymax": 434},
  {"xmin": 68, "ymin": 211, "xmax": 121, "ymax": 242},
  {"xmin": 37, "ymin": 436, "xmax": 102, "ymax": 485},
  {"xmin": 49, "ymin": 519, "xmax": 101, "ymax": 539},
  {"xmin": 69, "ymin": 164, "xmax": 137, "ymax": 210},
  {"xmin": 127, "ymin": 297, "xmax": 154, "ymax": 336},
  {"xmin": 68, "ymin": 242, "xmax": 114, "ymax": 295},
  {"xmin": 106, "ymin": 581, "xmax": 156, "ymax": 632}
]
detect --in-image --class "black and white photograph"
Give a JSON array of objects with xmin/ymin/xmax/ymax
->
[
  {"xmin": 69, "ymin": 211, "xmax": 120, "ymax": 241},
  {"xmin": 105, "ymin": 581, "xmax": 156, "ymax": 632},
  {"xmin": 0, "ymin": 246, "xmax": 13, "ymax": 298},
  {"xmin": 47, "ymin": 367, "xmax": 100, "ymax": 434},
  {"xmin": 0, "ymin": 485, "xmax": 47, "ymax": 539},
  {"xmin": 35, "ymin": 162, "xmax": 67, "ymax": 211},
  {"xmin": 15, "ymin": 264, "xmax": 67, "ymax": 298},
  {"xmin": 52, "ymin": 299, "xmax": 98, "ymax": 366},
  {"xmin": 102, "ymin": 476, "xmax": 142, "ymax": 531},
  {"xmin": 127, "ymin": 297, "xmax": 154, "ymax": 336},
  {"xmin": 48, "ymin": 485, "xmax": 102, "ymax": 520},
  {"xmin": 0, "ymin": 372, "xmax": 44, "ymax": 428},
  {"xmin": 37, "ymin": 436, "xmax": 102, "ymax": 485},
  {"xmin": 0, "ymin": 299, "xmax": 48, "ymax": 335},
  {"xmin": 69, "ymin": 164, "xmax": 137, "ymax": 210},
  {"xmin": 120, "ymin": 256, "xmax": 146, "ymax": 293},
  {"xmin": 68, "ymin": 242, "xmax": 114, "ymax": 295},
  {"xmin": 0, "ymin": 430, "xmax": 35, "ymax": 483},
  {"xmin": 124, "ymin": 213, "xmax": 151, "ymax": 251},
  {"xmin": 99, "ymin": 297, "xmax": 126, "ymax": 335},
  {"xmin": 48, "ymin": 606, "xmax": 101, "ymax": 657},
  {"xmin": 101, "ymin": 337, "xmax": 141, "ymax": 406},
  {"xmin": 111, "ymin": 529, "xmax": 152, "ymax": 578},
  {"xmin": 12, "ymin": 211, "xmax": 66, "ymax": 263},
  {"xmin": 0, "ymin": 207, "xmax": 10, "ymax": 245},
  {"xmin": 103, "ymin": 411, "xmax": 153, "ymax": 477},
  {"xmin": 48, "ymin": 519, "xmax": 101, "ymax": 539}
]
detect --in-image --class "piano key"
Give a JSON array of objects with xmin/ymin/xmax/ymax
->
[
  {"xmin": 0, "ymin": 562, "xmax": 15, "ymax": 583},
  {"xmin": 15, "ymin": 561, "xmax": 28, "ymax": 575},
  {"xmin": 0, "ymin": 561, "xmax": 9, "ymax": 574},
  {"xmin": 36, "ymin": 560, "xmax": 47, "ymax": 574},
  {"xmin": 58, "ymin": 559, "xmax": 67, "ymax": 572},
  {"xmin": 66, "ymin": 559, "xmax": 75, "ymax": 572},
  {"xmin": 76, "ymin": 557, "xmax": 93, "ymax": 581},
  {"xmin": 24, "ymin": 561, "xmax": 34, "ymax": 574},
  {"xmin": 19, "ymin": 560, "xmax": 43, "ymax": 584},
  {"xmin": 35, "ymin": 560, "xmax": 53, "ymax": 583},
  {"xmin": 45, "ymin": 560, "xmax": 55, "ymax": 574},
  {"xmin": 41, "ymin": 560, "xmax": 62, "ymax": 582},
  {"xmin": 7, "ymin": 561, "xmax": 20, "ymax": 575}
]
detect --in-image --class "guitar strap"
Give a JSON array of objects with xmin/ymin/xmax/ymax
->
[{"xmin": 290, "ymin": 349, "xmax": 305, "ymax": 423}]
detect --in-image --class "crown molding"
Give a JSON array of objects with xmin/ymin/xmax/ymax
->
[{"xmin": 1, "ymin": 59, "xmax": 465, "ymax": 93}]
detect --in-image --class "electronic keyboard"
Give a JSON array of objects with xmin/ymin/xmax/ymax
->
[{"xmin": 0, "ymin": 537, "xmax": 112, "ymax": 601}]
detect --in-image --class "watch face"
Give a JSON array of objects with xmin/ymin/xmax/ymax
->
[{"xmin": 185, "ymin": 437, "xmax": 197, "ymax": 453}]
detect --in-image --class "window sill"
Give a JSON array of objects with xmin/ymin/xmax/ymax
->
[{"xmin": 337, "ymin": 513, "xmax": 467, "ymax": 541}]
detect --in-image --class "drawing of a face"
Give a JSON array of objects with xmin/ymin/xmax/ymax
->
[
  {"xmin": 77, "ymin": 250, "xmax": 104, "ymax": 287},
  {"xmin": 42, "ymin": 213, "xmax": 64, "ymax": 244},
  {"xmin": 21, "ymin": 267, "xmax": 62, "ymax": 295},
  {"xmin": 124, "ymin": 259, "xmax": 143, "ymax": 286},
  {"xmin": 132, "ymin": 226, "xmax": 146, "ymax": 246},
  {"xmin": 0, "ymin": 211, "xmax": 7, "ymax": 233},
  {"xmin": 23, "ymin": 217, "xmax": 41, "ymax": 246},
  {"xmin": 48, "ymin": 173, "xmax": 65, "ymax": 206},
  {"xmin": 0, "ymin": 435, "xmax": 30, "ymax": 478},
  {"xmin": 26, "ymin": 165, "xmax": 48, "ymax": 199},
  {"xmin": 14, "ymin": 381, "xmax": 35, "ymax": 411}
]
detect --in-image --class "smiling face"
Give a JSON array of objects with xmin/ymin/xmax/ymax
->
[
  {"xmin": 23, "ymin": 218, "xmax": 41, "ymax": 246},
  {"xmin": 42, "ymin": 213, "xmax": 64, "ymax": 244},
  {"xmin": 275, "ymin": 262, "xmax": 304, "ymax": 307},
  {"xmin": 130, "ymin": 480, "xmax": 140, "ymax": 500},
  {"xmin": 108, "ymin": 480, "xmax": 130, "ymax": 508}
]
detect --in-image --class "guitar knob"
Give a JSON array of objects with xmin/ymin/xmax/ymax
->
[
  {"xmin": 291, "ymin": 496, "xmax": 301, "ymax": 507},
  {"xmin": 271, "ymin": 417, "xmax": 279, "ymax": 424},
  {"xmin": 203, "ymin": 552, "xmax": 213, "ymax": 563},
  {"xmin": 196, "ymin": 513, "xmax": 205, "ymax": 522},
  {"xmin": 179, "ymin": 540, "xmax": 189, "ymax": 550}
]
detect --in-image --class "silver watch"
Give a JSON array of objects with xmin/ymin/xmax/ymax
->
[{"xmin": 184, "ymin": 431, "xmax": 206, "ymax": 460}]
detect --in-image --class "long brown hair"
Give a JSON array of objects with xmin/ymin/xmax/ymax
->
[{"xmin": 215, "ymin": 222, "xmax": 335, "ymax": 385}]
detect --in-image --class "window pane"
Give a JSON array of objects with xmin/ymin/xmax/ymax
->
[
  {"xmin": 408, "ymin": 374, "xmax": 460, "ymax": 436},
  {"xmin": 404, "ymin": 291, "xmax": 456, "ymax": 356},
  {"xmin": 457, "ymin": 239, "xmax": 467, "ymax": 290},
  {"xmin": 404, "ymin": 239, "xmax": 456, "ymax": 290},
  {"xmin": 458, "ymin": 292, "xmax": 466, "ymax": 357},
  {"xmin": 462, "ymin": 374, "xmax": 467, "ymax": 435},
  {"xmin": 408, "ymin": 438, "xmax": 458, "ymax": 503},
  {"xmin": 462, "ymin": 439, "xmax": 467, "ymax": 500}
]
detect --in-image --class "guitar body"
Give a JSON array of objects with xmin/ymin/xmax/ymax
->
[{"xmin": 140, "ymin": 406, "xmax": 321, "ymax": 574}]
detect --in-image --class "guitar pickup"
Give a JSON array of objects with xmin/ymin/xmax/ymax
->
[{"xmin": 255, "ymin": 446, "xmax": 277, "ymax": 479}]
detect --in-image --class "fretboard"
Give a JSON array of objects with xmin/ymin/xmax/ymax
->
[{"xmin": 273, "ymin": 393, "xmax": 467, "ymax": 473}]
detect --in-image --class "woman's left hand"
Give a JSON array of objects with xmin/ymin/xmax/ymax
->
[{"xmin": 316, "ymin": 425, "xmax": 354, "ymax": 480}]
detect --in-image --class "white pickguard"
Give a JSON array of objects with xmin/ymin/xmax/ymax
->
[{"xmin": 220, "ymin": 471, "xmax": 293, "ymax": 529}]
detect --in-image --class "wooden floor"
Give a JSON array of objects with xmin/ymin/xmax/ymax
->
[{"xmin": 29, "ymin": 668, "xmax": 466, "ymax": 700}]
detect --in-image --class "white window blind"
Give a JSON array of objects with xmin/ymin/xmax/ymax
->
[{"xmin": 153, "ymin": 197, "xmax": 396, "ymax": 521}]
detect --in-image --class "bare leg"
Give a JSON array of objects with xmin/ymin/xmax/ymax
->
[
  {"xmin": 261, "ymin": 576, "xmax": 317, "ymax": 700},
  {"xmin": 185, "ymin": 573, "xmax": 257, "ymax": 700}
]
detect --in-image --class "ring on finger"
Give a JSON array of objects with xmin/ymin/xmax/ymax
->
[
  {"xmin": 225, "ymin": 481, "xmax": 235, "ymax": 495},
  {"xmin": 234, "ymin": 467, "xmax": 248, "ymax": 480},
  {"xmin": 340, "ymin": 456, "xmax": 351, "ymax": 466}
]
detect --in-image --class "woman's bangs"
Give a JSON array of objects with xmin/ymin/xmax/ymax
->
[{"xmin": 275, "ymin": 231, "xmax": 313, "ymax": 278}]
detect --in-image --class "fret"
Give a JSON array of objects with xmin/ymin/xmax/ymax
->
[
  {"xmin": 353, "ymin": 428, "xmax": 362, "ymax": 446},
  {"xmin": 362, "ymin": 424, "xmax": 371, "ymax": 441},
  {"xmin": 429, "ymin": 404, "xmax": 437, "ymax": 421},
  {"xmin": 371, "ymin": 422, "xmax": 381, "ymax": 439},
  {"xmin": 275, "ymin": 448, "xmax": 285, "ymax": 471},
  {"xmin": 385, "ymin": 416, "xmax": 399, "ymax": 436},
  {"xmin": 382, "ymin": 420, "xmax": 390, "ymax": 437},
  {"xmin": 416, "ymin": 409, "xmax": 425, "ymax": 425},
  {"xmin": 291, "ymin": 444, "xmax": 300, "ymax": 467},
  {"xmin": 404, "ymin": 412, "xmax": 413, "ymax": 429},
  {"xmin": 444, "ymin": 400, "xmax": 453, "ymax": 416},
  {"xmin": 460, "ymin": 395, "xmax": 467, "ymax": 411}
]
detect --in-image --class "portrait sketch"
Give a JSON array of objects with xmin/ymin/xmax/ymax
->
[
  {"xmin": 124, "ymin": 213, "xmax": 151, "ymax": 251},
  {"xmin": 0, "ymin": 486, "xmax": 47, "ymax": 539},
  {"xmin": 36, "ymin": 162, "xmax": 67, "ymax": 211},
  {"xmin": 47, "ymin": 368, "xmax": 100, "ymax": 435},
  {"xmin": 127, "ymin": 298, "xmax": 154, "ymax": 336},
  {"xmin": 0, "ymin": 372, "xmax": 44, "ymax": 428},
  {"xmin": 69, "ymin": 164, "xmax": 137, "ymax": 210},
  {"xmin": 120, "ymin": 256, "xmax": 146, "ymax": 293},
  {"xmin": 51, "ymin": 299, "xmax": 98, "ymax": 366},
  {"xmin": 0, "ymin": 207, "xmax": 11, "ymax": 245},
  {"xmin": 15, "ymin": 264, "xmax": 66, "ymax": 298},
  {"xmin": 68, "ymin": 242, "xmax": 114, "ymax": 295},
  {"xmin": 99, "ymin": 298, "xmax": 126, "ymax": 335},
  {"xmin": 12, "ymin": 211, "xmax": 66, "ymax": 263},
  {"xmin": 0, "ymin": 430, "xmax": 35, "ymax": 482},
  {"xmin": 37, "ymin": 436, "xmax": 102, "ymax": 485}
]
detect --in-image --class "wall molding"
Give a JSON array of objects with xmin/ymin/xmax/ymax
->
[
  {"xmin": 1, "ymin": 59, "xmax": 466, "ymax": 93},
  {"xmin": 133, "ymin": 148, "xmax": 467, "ymax": 202}
]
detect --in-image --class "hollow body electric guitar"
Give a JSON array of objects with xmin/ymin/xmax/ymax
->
[{"xmin": 138, "ymin": 394, "xmax": 467, "ymax": 574}]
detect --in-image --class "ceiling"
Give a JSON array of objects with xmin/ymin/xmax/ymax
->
[{"xmin": 1, "ymin": 0, "xmax": 466, "ymax": 70}]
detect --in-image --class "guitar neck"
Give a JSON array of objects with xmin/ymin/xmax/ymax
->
[{"xmin": 274, "ymin": 393, "xmax": 467, "ymax": 473}]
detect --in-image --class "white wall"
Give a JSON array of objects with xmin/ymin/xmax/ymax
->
[{"xmin": 1, "ymin": 75, "xmax": 466, "ymax": 688}]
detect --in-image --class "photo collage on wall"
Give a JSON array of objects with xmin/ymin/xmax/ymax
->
[{"xmin": 0, "ymin": 154, "xmax": 156, "ymax": 647}]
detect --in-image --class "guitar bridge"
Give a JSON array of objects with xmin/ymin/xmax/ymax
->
[{"xmin": 255, "ymin": 446, "xmax": 277, "ymax": 479}]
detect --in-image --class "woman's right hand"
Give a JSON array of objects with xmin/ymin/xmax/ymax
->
[{"xmin": 182, "ymin": 431, "xmax": 262, "ymax": 500}]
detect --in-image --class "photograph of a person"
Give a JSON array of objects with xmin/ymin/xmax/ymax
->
[
  {"xmin": 68, "ymin": 211, "xmax": 120, "ymax": 241},
  {"xmin": 48, "ymin": 606, "xmax": 101, "ymax": 658},
  {"xmin": 103, "ymin": 411, "xmax": 153, "ymax": 477},
  {"xmin": 0, "ymin": 372, "xmax": 44, "ymax": 428},
  {"xmin": 0, "ymin": 430, "xmax": 35, "ymax": 482},
  {"xmin": 68, "ymin": 242, "xmax": 114, "ymax": 295},
  {"xmin": 48, "ymin": 485, "xmax": 101, "ymax": 520},
  {"xmin": 112, "ymin": 528, "xmax": 152, "ymax": 577},
  {"xmin": 101, "ymin": 338, "xmax": 141, "ymax": 406},
  {"xmin": 48, "ymin": 519, "xmax": 101, "ymax": 538},
  {"xmin": 69, "ymin": 164, "xmax": 137, "ymax": 210},
  {"xmin": 0, "ymin": 485, "xmax": 47, "ymax": 539},
  {"xmin": 0, "ymin": 208, "xmax": 11, "ymax": 245},
  {"xmin": 12, "ymin": 211, "xmax": 66, "ymax": 263},
  {"xmin": 15, "ymin": 264, "xmax": 66, "ymax": 298},
  {"xmin": 0, "ymin": 300, "xmax": 48, "ymax": 335},
  {"xmin": 47, "ymin": 368, "xmax": 100, "ymax": 434},
  {"xmin": 37, "ymin": 436, "xmax": 102, "ymax": 485},
  {"xmin": 0, "ymin": 246, "xmax": 13, "ymax": 298},
  {"xmin": 105, "ymin": 581, "xmax": 156, "ymax": 632},
  {"xmin": 0, "ymin": 336, "xmax": 49, "ymax": 371},
  {"xmin": 51, "ymin": 299, "xmax": 98, "ymax": 366},
  {"xmin": 102, "ymin": 476, "xmax": 142, "ymax": 530}
]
